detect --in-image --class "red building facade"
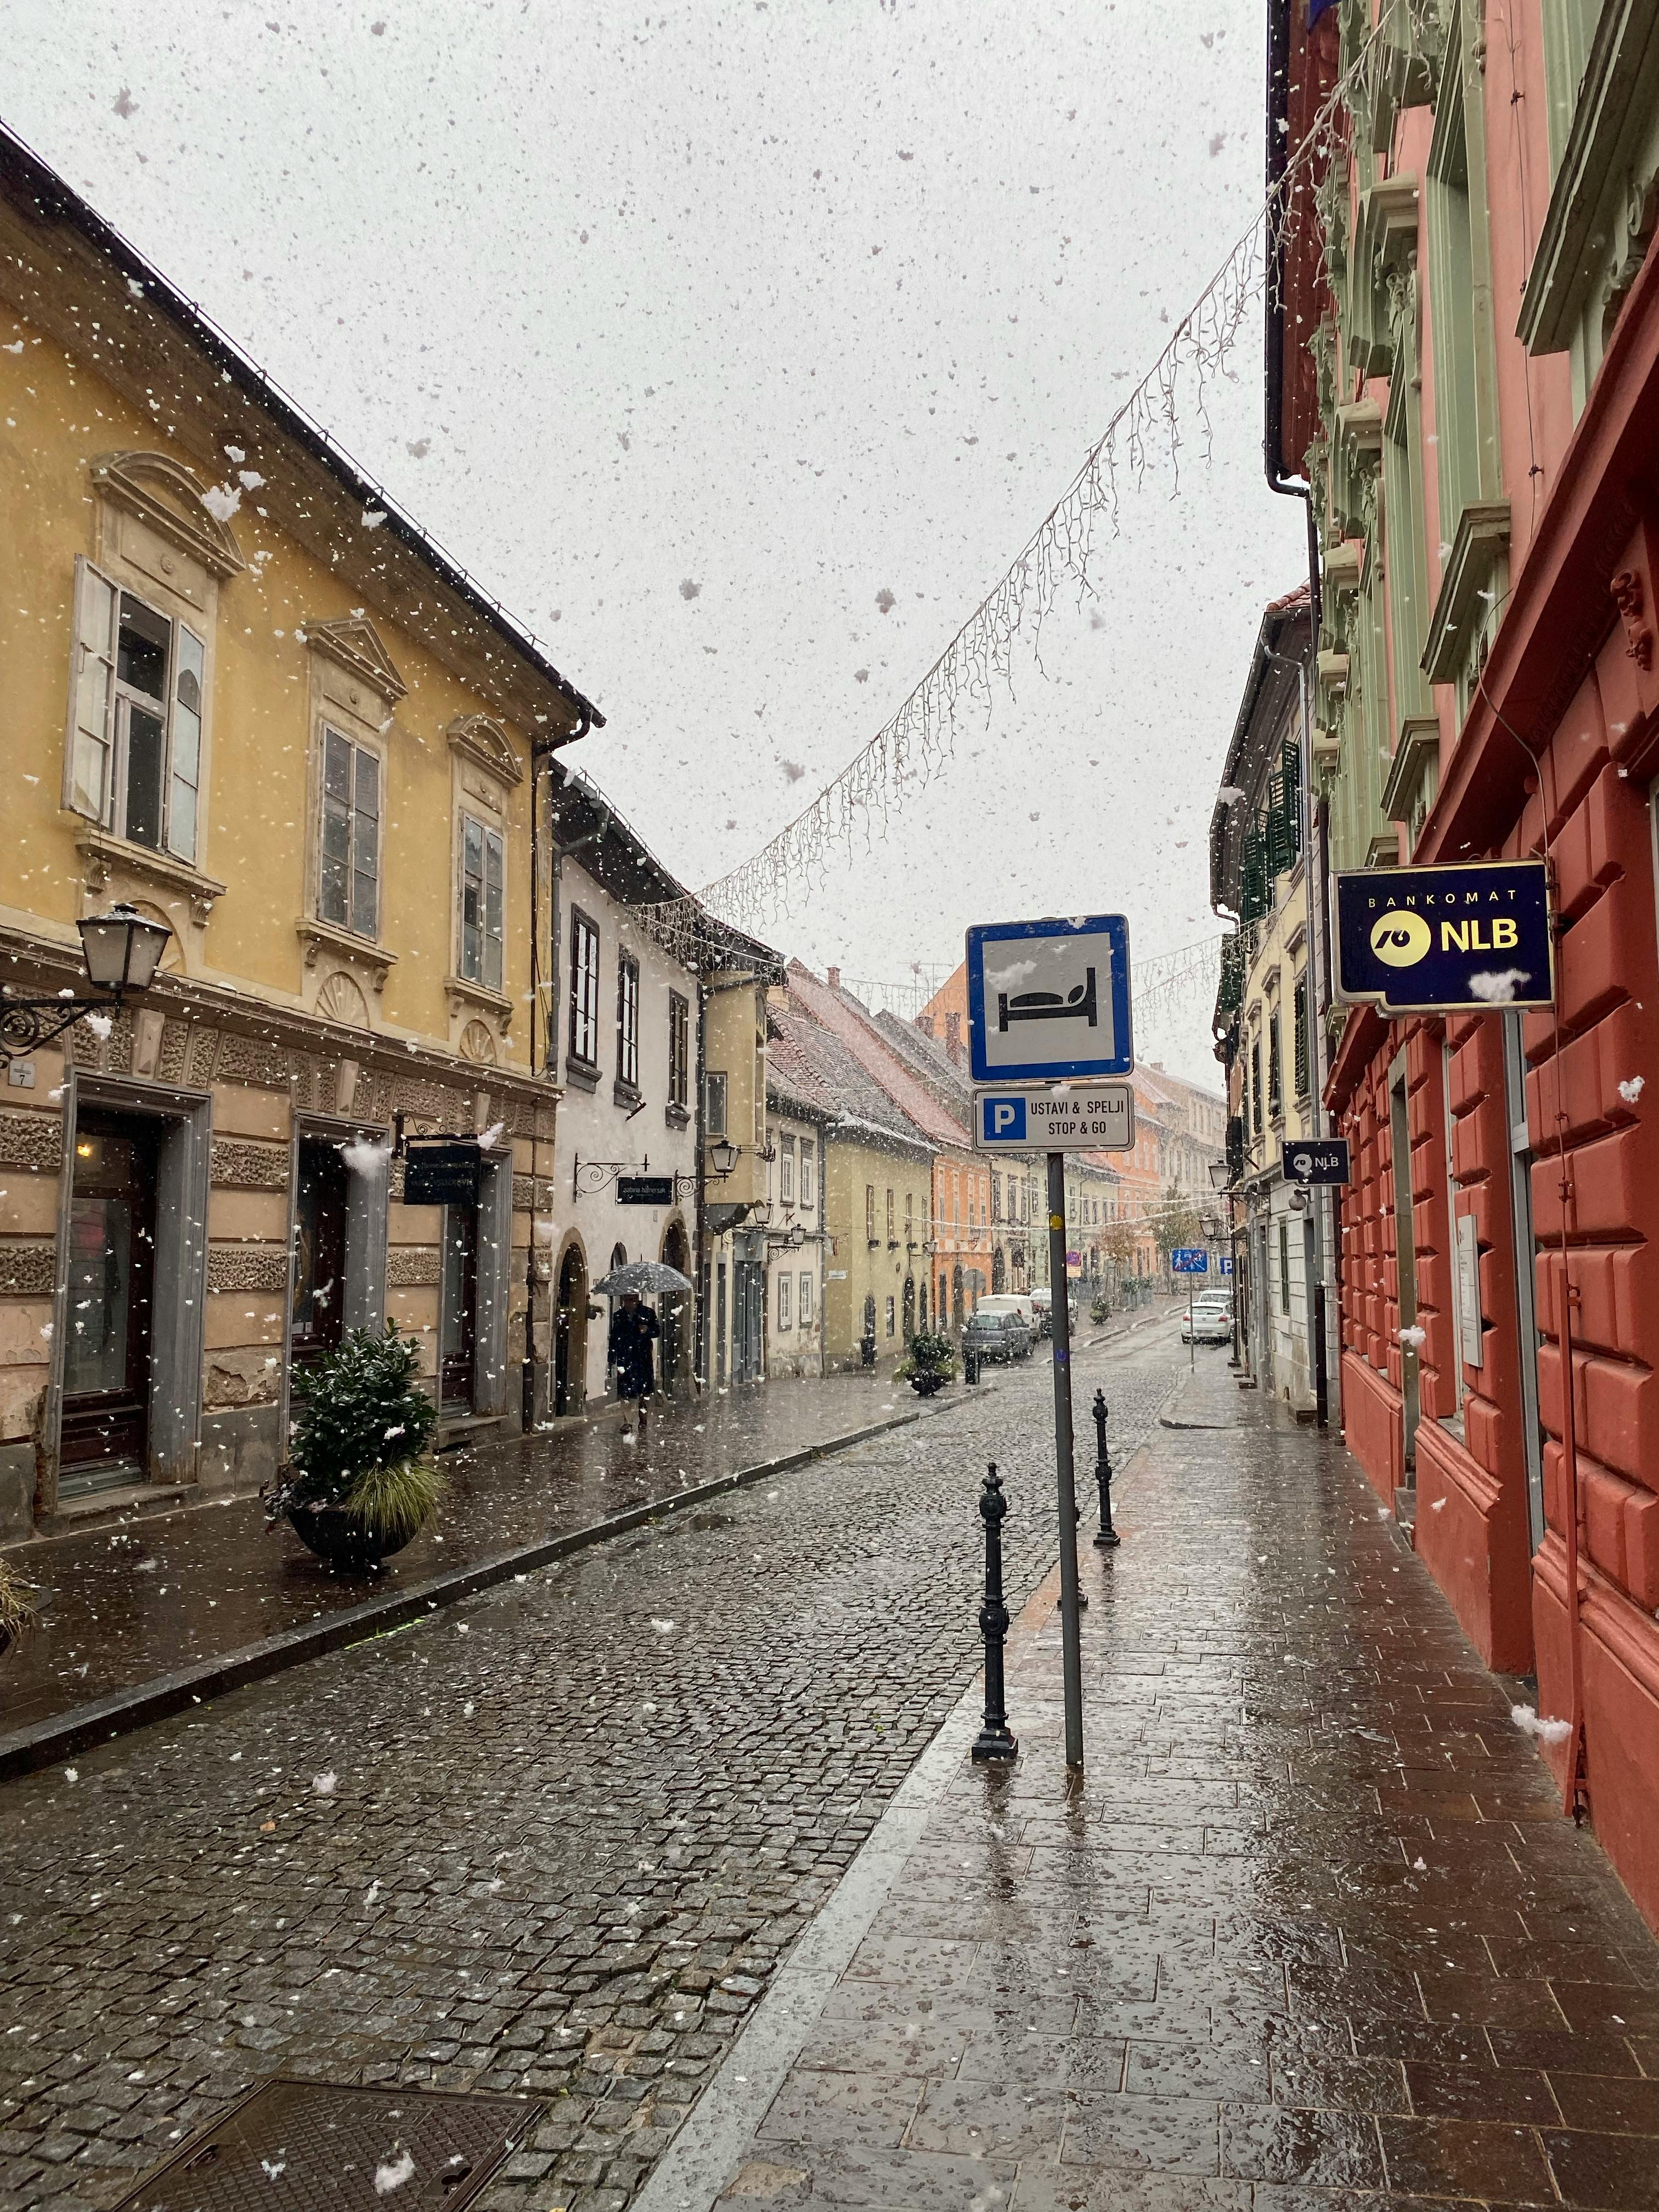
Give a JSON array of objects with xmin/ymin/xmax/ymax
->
[{"xmin": 1271, "ymin": 0, "xmax": 1659, "ymax": 1934}]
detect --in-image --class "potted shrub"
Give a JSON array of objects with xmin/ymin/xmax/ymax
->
[
  {"xmin": 0, "ymin": 1554, "xmax": 40, "ymax": 1664},
  {"xmin": 897, "ymin": 1329, "xmax": 957, "ymax": 1398},
  {"xmin": 267, "ymin": 1323, "xmax": 442, "ymax": 1571}
]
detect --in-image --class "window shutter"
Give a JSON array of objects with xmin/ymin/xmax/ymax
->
[
  {"xmin": 167, "ymin": 623, "xmax": 206, "ymax": 864},
  {"xmin": 67, "ymin": 556, "xmax": 119, "ymax": 822},
  {"xmin": 1294, "ymin": 970, "xmax": 1310, "ymax": 1099}
]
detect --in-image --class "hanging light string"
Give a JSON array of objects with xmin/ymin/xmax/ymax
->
[{"xmin": 635, "ymin": 9, "xmax": 1375, "ymax": 943}]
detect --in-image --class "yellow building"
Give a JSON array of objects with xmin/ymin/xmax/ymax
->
[
  {"xmin": 0, "ymin": 131, "xmax": 601, "ymax": 1531},
  {"xmin": 766, "ymin": 1004, "xmax": 933, "ymax": 1373}
]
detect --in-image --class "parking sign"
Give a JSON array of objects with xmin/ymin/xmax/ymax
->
[{"xmin": 973, "ymin": 1084, "xmax": 1134, "ymax": 1153}]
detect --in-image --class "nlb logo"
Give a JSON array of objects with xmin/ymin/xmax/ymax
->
[{"xmin": 1369, "ymin": 908, "xmax": 1520, "ymax": 968}]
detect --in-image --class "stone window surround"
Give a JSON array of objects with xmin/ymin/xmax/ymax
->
[{"xmin": 40, "ymin": 1067, "xmax": 212, "ymax": 1514}]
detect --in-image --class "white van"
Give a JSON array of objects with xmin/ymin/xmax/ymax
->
[{"xmin": 974, "ymin": 1293, "xmax": 1035, "ymax": 1328}]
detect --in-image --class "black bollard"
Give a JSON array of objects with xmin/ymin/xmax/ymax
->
[
  {"xmin": 971, "ymin": 1463, "xmax": 1018, "ymax": 1762},
  {"xmin": 1091, "ymin": 1388, "xmax": 1120, "ymax": 1548}
]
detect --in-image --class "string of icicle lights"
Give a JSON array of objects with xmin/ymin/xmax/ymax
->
[{"xmin": 637, "ymin": 8, "xmax": 1380, "ymax": 944}]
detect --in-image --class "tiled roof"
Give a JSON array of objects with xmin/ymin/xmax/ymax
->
[
  {"xmin": 787, "ymin": 963, "xmax": 970, "ymax": 1151},
  {"xmin": 766, "ymin": 1006, "xmax": 933, "ymax": 1154}
]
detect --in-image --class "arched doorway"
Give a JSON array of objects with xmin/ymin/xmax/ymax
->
[
  {"xmin": 661, "ymin": 1218, "xmax": 690, "ymax": 1393},
  {"xmin": 991, "ymin": 1246, "xmax": 1006, "ymax": 1294},
  {"xmin": 605, "ymin": 1242, "xmax": 628, "ymax": 1400},
  {"xmin": 554, "ymin": 1240, "xmax": 588, "ymax": 1417},
  {"xmin": 952, "ymin": 1264, "xmax": 964, "ymax": 1330},
  {"xmin": 901, "ymin": 1274, "xmax": 916, "ymax": 1343}
]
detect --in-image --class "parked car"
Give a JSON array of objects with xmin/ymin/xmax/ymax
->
[
  {"xmin": 962, "ymin": 1307, "xmax": 1032, "ymax": 1363},
  {"xmin": 1029, "ymin": 1286, "xmax": 1077, "ymax": 1340},
  {"xmin": 1182, "ymin": 1300, "xmax": 1233, "ymax": 1346},
  {"xmin": 974, "ymin": 1293, "xmax": 1035, "ymax": 1329}
]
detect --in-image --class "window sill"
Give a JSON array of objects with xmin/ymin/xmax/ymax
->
[
  {"xmin": 664, "ymin": 1102, "xmax": 690, "ymax": 1131},
  {"xmin": 445, "ymin": 973, "xmax": 513, "ymax": 1030},
  {"xmin": 613, "ymin": 1080, "xmax": 644, "ymax": 1111},
  {"xmin": 1423, "ymin": 503, "xmax": 1510, "ymax": 686},
  {"xmin": 298, "ymin": 916, "xmax": 397, "ymax": 989},
  {"xmin": 75, "ymin": 828, "xmax": 228, "ymax": 927},
  {"xmin": 565, "ymin": 1060, "xmax": 600, "ymax": 1094}
]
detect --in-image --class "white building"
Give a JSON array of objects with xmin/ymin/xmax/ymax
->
[{"xmin": 763, "ymin": 1075, "xmax": 833, "ymax": 1379}]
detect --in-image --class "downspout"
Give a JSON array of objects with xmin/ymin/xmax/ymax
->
[
  {"xmin": 1263, "ymin": 0, "xmax": 1333, "ymax": 1428},
  {"xmin": 525, "ymin": 719, "xmax": 592, "ymax": 1429}
]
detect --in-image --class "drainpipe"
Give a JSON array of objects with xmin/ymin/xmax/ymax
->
[
  {"xmin": 524, "ymin": 721, "xmax": 592, "ymax": 1430},
  {"xmin": 1263, "ymin": 0, "xmax": 1334, "ymax": 1430}
]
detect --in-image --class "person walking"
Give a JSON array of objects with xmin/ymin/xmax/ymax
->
[{"xmin": 608, "ymin": 1291, "xmax": 659, "ymax": 1438}]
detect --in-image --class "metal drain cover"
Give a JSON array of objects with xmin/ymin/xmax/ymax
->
[{"xmin": 112, "ymin": 2075, "xmax": 543, "ymax": 2210}]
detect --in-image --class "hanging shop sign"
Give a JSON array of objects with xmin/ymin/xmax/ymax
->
[
  {"xmin": 1334, "ymin": 859, "xmax": 1555, "ymax": 1014},
  {"xmin": 617, "ymin": 1175, "xmax": 675, "ymax": 1206},
  {"xmin": 403, "ymin": 1139, "xmax": 480, "ymax": 1207},
  {"xmin": 1282, "ymin": 1137, "xmax": 1352, "ymax": 1186},
  {"xmin": 965, "ymin": 914, "xmax": 1134, "ymax": 1082}
]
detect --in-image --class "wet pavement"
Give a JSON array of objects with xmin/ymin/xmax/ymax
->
[
  {"xmin": 0, "ymin": 1370, "xmax": 939, "ymax": 1737},
  {"xmin": 664, "ymin": 1353, "xmax": 1659, "ymax": 2211},
  {"xmin": 1, "ymin": 1306, "xmax": 1178, "ymax": 1743},
  {"xmin": 0, "ymin": 1320, "xmax": 1182, "ymax": 2211}
]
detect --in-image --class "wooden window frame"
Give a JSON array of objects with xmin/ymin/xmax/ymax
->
[{"xmin": 568, "ymin": 907, "xmax": 601, "ymax": 1071}]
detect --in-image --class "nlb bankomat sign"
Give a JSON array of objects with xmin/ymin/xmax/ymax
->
[{"xmin": 1334, "ymin": 859, "xmax": 1555, "ymax": 1014}]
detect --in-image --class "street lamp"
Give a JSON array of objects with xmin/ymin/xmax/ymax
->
[
  {"xmin": 707, "ymin": 1137, "xmax": 738, "ymax": 1177},
  {"xmin": 787, "ymin": 1221, "xmax": 805, "ymax": 1248},
  {"xmin": 1207, "ymin": 1158, "xmax": 1231, "ymax": 1192},
  {"xmin": 1, "ymin": 903, "xmax": 173, "ymax": 1066}
]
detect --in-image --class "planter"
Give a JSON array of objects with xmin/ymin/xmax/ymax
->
[
  {"xmin": 285, "ymin": 1502, "xmax": 422, "ymax": 1573},
  {"xmin": 909, "ymin": 1372, "xmax": 947, "ymax": 1397}
]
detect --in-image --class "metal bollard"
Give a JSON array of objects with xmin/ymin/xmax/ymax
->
[
  {"xmin": 971, "ymin": 1463, "xmax": 1018, "ymax": 1762},
  {"xmin": 1091, "ymin": 1388, "xmax": 1120, "ymax": 1548},
  {"xmin": 963, "ymin": 1342, "xmax": 980, "ymax": 1386}
]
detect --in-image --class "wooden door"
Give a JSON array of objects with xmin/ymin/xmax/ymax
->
[{"xmin": 291, "ymin": 1138, "xmax": 348, "ymax": 1368}]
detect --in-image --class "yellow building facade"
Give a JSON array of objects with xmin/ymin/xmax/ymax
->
[{"xmin": 0, "ymin": 138, "xmax": 597, "ymax": 1529}]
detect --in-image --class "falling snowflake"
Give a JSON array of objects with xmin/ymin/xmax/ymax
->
[
  {"xmin": 313, "ymin": 1771, "xmax": 337, "ymax": 1797},
  {"xmin": 374, "ymin": 2150, "xmax": 416, "ymax": 2196},
  {"xmin": 1618, "ymin": 1076, "xmax": 1645, "ymax": 1104},
  {"xmin": 1510, "ymin": 1703, "xmax": 1572, "ymax": 1743},
  {"xmin": 1467, "ymin": 969, "xmax": 1530, "ymax": 1004}
]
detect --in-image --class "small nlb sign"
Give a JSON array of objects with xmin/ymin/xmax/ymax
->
[{"xmin": 973, "ymin": 1084, "xmax": 1135, "ymax": 1153}]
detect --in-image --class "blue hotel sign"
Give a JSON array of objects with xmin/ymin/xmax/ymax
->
[{"xmin": 1334, "ymin": 860, "xmax": 1555, "ymax": 1014}]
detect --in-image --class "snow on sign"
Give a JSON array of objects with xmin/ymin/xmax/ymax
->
[
  {"xmin": 973, "ymin": 1084, "xmax": 1134, "ymax": 1153},
  {"xmin": 965, "ymin": 914, "xmax": 1133, "ymax": 1082}
]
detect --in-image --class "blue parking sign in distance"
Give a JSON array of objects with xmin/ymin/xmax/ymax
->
[
  {"xmin": 979, "ymin": 1094, "xmax": 1028, "ymax": 1144},
  {"xmin": 1171, "ymin": 1248, "xmax": 1209, "ymax": 1274},
  {"xmin": 1218, "ymin": 1255, "xmax": 1234, "ymax": 1275},
  {"xmin": 966, "ymin": 914, "xmax": 1134, "ymax": 1082}
]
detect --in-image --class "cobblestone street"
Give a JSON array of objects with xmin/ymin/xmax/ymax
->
[{"xmin": 0, "ymin": 1323, "xmax": 1182, "ymax": 2210}]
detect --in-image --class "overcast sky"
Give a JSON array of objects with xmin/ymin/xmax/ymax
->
[{"xmin": 6, "ymin": 0, "xmax": 1302, "ymax": 1087}]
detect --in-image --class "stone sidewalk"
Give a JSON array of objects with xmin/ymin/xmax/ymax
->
[{"xmin": 637, "ymin": 1364, "xmax": 1659, "ymax": 2211}]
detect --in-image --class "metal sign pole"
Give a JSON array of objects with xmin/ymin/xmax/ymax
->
[
  {"xmin": 1047, "ymin": 1150, "xmax": 1085, "ymax": 1770},
  {"xmin": 1189, "ymin": 1276, "xmax": 1195, "ymax": 1370}
]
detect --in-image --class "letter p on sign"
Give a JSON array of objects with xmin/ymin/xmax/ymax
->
[{"xmin": 984, "ymin": 1095, "xmax": 1026, "ymax": 1142}]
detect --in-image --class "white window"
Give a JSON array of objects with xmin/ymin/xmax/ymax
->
[
  {"xmin": 616, "ymin": 953, "xmax": 640, "ymax": 1090},
  {"xmin": 459, "ymin": 814, "xmax": 505, "ymax": 990},
  {"xmin": 320, "ymin": 726, "xmax": 381, "ymax": 938},
  {"xmin": 569, "ymin": 910, "xmax": 600, "ymax": 1067},
  {"xmin": 799, "ymin": 1271, "xmax": 813, "ymax": 1325},
  {"xmin": 68, "ymin": 558, "xmax": 205, "ymax": 864},
  {"xmin": 800, "ymin": 1139, "xmax": 816, "ymax": 1209},
  {"xmin": 780, "ymin": 1135, "xmax": 796, "ymax": 1204},
  {"xmin": 777, "ymin": 1271, "xmax": 792, "ymax": 1330}
]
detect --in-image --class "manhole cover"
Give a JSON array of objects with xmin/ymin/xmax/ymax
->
[{"xmin": 112, "ymin": 2076, "xmax": 542, "ymax": 2210}]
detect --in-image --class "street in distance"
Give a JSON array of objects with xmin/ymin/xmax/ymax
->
[{"xmin": 973, "ymin": 1084, "xmax": 1135, "ymax": 1153}]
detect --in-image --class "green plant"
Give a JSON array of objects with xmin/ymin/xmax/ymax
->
[
  {"xmin": 273, "ymin": 1324, "xmax": 441, "ymax": 1525},
  {"xmin": 896, "ymin": 1329, "xmax": 957, "ymax": 1383},
  {"xmin": 0, "ymin": 1554, "xmax": 39, "ymax": 1648}
]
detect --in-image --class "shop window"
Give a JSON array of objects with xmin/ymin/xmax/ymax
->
[
  {"xmin": 69, "ymin": 561, "xmax": 206, "ymax": 864},
  {"xmin": 61, "ymin": 1110, "xmax": 159, "ymax": 1487},
  {"xmin": 292, "ymin": 1138, "xmax": 348, "ymax": 1365},
  {"xmin": 320, "ymin": 726, "xmax": 381, "ymax": 939},
  {"xmin": 569, "ymin": 909, "xmax": 601, "ymax": 1069},
  {"xmin": 459, "ymin": 814, "xmax": 505, "ymax": 991}
]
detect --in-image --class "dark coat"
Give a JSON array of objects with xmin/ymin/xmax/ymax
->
[{"xmin": 608, "ymin": 1302, "xmax": 659, "ymax": 1399}]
